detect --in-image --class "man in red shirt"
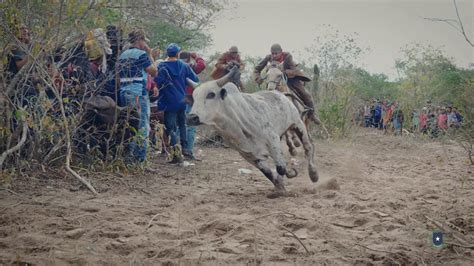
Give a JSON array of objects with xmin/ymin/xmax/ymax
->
[
  {"xmin": 211, "ymin": 46, "xmax": 245, "ymax": 91},
  {"xmin": 254, "ymin": 43, "xmax": 318, "ymax": 123}
]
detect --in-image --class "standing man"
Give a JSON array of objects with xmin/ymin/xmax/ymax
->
[
  {"xmin": 155, "ymin": 43, "xmax": 199, "ymax": 164},
  {"xmin": 6, "ymin": 25, "xmax": 30, "ymax": 80},
  {"xmin": 254, "ymin": 44, "xmax": 318, "ymax": 123},
  {"xmin": 211, "ymin": 46, "xmax": 245, "ymax": 91},
  {"xmin": 179, "ymin": 51, "xmax": 206, "ymax": 160},
  {"xmin": 6, "ymin": 25, "xmax": 38, "ymax": 106},
  {"xmin": 118, "ymin": 28, "xmax": 157, "ymax": 163}
]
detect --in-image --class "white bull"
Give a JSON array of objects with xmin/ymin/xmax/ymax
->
[{"xmin": 186, "ymin": 67, "xmax": 318, "ymax": 194}]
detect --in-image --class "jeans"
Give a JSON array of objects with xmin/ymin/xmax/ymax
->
[
  {"xmin": 364, "ymin": 116, "xmax": 371, "ymax": 127},
  {"xmin": 176, "ymin": 104, "xmax": 196, "ymax": 155},
  {"xmin": 120, "ymin": 90, "xmax": 150, "ymax": 162},
  {"xmin": 373, "ymin": 116, "xmax": 381, "ymax": 128},
  {"xmin": 181, "ymin": 104, "xmax": 196, "ymax": 155},
  {"xmin": 164, "ymin": 109, "xmax": 187, "ymax": 148},
  {"xmin": 393, "ymin": 118, "xmax": 402, "ymax": 135}
]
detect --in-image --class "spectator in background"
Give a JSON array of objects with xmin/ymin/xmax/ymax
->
[
  {"xmin": 425, "ymin": 99, "xmax": 433, "ymax": 115},
  {"xmin": 99, "ymin": 25, "xmax": 123, "ymax": 103},
  {"xmin": 437, "ymin": 108, "xmax": 448, "ymax": 133},
  {"xmin": 453, "ymin": 107, "xmax": 463, "ymax": 128},
  {"xmin": 155, "ymin": 43, "xmax": 199, "ymax": 164},
  {"xmin": 392, "ymin": 102, "xmax": 404, "ymax": 135},
  {"xmin": 363, "ymin": 103, "xmax": 371, "ymax": 128},
  {"xmin": 428, "ymin": 112, "xmax": 438, "ymax": 138},
  {"xmin": 419, "ymin": 107, "xmax": 428, "ymax": 134},
  {"xmin": 370, "ymin": 102, "xmax": 375, "ymax": 127},
  {"xmin": 447, "ymin": 106, "xmax": 456, "ymax": 128},
  {"xmin": 373, "ymin": 100, "xmax": 382, "ymax": 129},
  {"xmin": 382, "ymin": 102, "xmax": 394, "ymax": 134},
  {"xmin": 118, "ymin": 28, "xmax": 157, "ymax": 163},
  {"xmin": 211, "ymin": 46, "xmax": 245, "ymax": 91},
  {"xmin": 411, "ymin": 109, "xmax": 419, "ymax": 133},
  {"xmin": 6, "ymin": 24, "xmax": 39, "ymax": 106},
  {"xmin": 179, "ymin": 51, "xmax": 206, "ymax": 160}
]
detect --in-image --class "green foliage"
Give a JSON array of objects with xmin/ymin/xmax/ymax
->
[
  {"xmin": 304, "ymin": 26, "xmax": 373, "ymax": 137},
  {"xmin": 395, "ymin": 43, "xmax": 473, "ymax": 114},
  {"xmin": 306, "ymin": 25, "xmax": 371, "ymax": 85},
  {"xmin": 144, "ymin": 20, "xmax": 211, "ymax": 51}
]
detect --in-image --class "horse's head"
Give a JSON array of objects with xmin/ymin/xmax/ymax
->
[{"xmin": 262, "ymin": 61, "xmax": 286, "ymax": 92}]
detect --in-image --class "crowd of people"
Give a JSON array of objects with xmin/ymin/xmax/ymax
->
[
  {"xmin": 359, "ymin": 99, "xmax": 464, "ymax": 137},
  {"xmin": 5, "ymin": 25, "xmax": 318, "ymax": 166}
]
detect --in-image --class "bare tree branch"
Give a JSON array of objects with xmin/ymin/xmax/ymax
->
[
  {"xmin": 452, "ymin": 0, "xmax": 473, "ymax": 47},
  {"xmin": 0, "ymin": 120, "xmax": 28, "ymax": 171},
  {"xmin": 423, "ymin": 0, "xmax": 473, "ymax": 47}
]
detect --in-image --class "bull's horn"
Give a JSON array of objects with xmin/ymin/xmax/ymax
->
[
  {"xmin": 186, "ymin": 78, "xmax": 199, "ymax": 89},
  {"xmin": 216, "ymin": 65, "xmax": 239, "ymax": 87}
]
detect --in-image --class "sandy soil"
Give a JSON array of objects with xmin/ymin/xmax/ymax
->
[{"xmin": 1, "ymin": 128, "xmax": 473, "ymax": 265}]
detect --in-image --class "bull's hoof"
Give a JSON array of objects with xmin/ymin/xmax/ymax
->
[
  {"xmin": 276, "ymin": 165, "xmax": 286, "ymax": 176},
  {"xmin": 309, "ymin": 169, "xmax": 319, "ymax": 182}
]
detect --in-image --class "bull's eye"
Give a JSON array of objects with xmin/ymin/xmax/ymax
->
[{"xmin": 206, "ymin": 92, "xmax": 216, "ymax": 99}]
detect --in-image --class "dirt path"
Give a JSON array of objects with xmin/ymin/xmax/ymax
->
[{"xmin": 1, "ymin": 129, "xmax": 473, "ymax": 265}]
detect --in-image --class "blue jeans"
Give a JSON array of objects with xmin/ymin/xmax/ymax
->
[
  {"xmin": 183, "ymin": 104, "xmax": 196, "ymax": 154},
  {"xmin": 164, "ymin": 109, "xmax": 187, "ymax": 148},
  {"xmin": 393, "ymin": 118, "xmax": 402, "ymax": 135},
  {"xmin": 176, "ymin": 104, "xmax": 196, "ymax": 154},
  {"xmin": 120, "ymin": 90, "xmax": 150, "ymax": 162},
  {"xmin": 364, "ymin": 116, "xmax": 371, "ymax": 127}
]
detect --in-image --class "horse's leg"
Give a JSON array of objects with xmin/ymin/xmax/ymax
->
[
  {"xmin": 289, "ymin": 97, "xmax": 305, "ymax": 147},
  {"xmin": 293, "ymin": 120, "xmax": 319, "ymax": 183},
  {"xmin": 291, "ymin": 131, "xmax": 301, "ymax": 147},
  {"xmin": 304, "ymin": 117, "xmax": 310, "ymax": 131},
  {"xmin": 284, "ymin": 132, "xmax": 297, "ymax": 156}
]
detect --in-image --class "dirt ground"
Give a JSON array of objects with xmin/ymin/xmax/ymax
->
[{"xmin": 1, "ymin": 128, "xmax": 473, "ymax": 265}]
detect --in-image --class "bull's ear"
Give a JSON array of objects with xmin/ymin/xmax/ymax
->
[
  {"xmin": 220, "ymin": 88, "xmax": 227, "ymax": 100},
  {"xmin": 184, "ymin": 94, "xmax": 194, "ymax": 106}
]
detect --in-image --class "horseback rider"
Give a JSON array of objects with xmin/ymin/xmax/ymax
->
[
  {"xmin": 210, "ymin": 46, "xmax": 245, "ymax": 91},
  {"xmin": 254, "ymin": 43, "xmax": 318, "ymax": 123}
]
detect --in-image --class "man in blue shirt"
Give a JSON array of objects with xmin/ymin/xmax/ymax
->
[
  {"xmin": 118, "ymin": 29, "xmax": 157, "ymax": 163},
  {"xmin": 155, "ymin": 43, "xmax": 199, "ymax": 164}
]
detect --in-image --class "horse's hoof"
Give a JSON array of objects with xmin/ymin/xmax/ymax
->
[{"xmin": 292, "ymin": 138, "xmax": 301, "ymax": 147}]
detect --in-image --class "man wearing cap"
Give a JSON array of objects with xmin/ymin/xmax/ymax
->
[
  {"xmin": 118, "ymin": 28, "xmax": 157, "ymax": 163},
  {"xmin": 178, "ymin": 51, "xmax": 206, "ymax": 160},
  {"xmin": 254, "ymin": 43, "xmax": 318, "ymax": 123},
  {"xmin": 211, "ymin": 46, "xmax": 245, "ymax": 91},
  {"xmin": 155, "ymin": 43, "xmax": 199, "ymax": 164}
]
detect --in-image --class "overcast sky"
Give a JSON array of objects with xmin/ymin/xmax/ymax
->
[{"xmin": 205, "ymin": 0, "xmax": 473, "ymax": 80}]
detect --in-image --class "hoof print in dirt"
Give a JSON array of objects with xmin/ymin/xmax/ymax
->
[{"xmin": 267, "ymin": 190, "xmax": 289, "ymax": 199}]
